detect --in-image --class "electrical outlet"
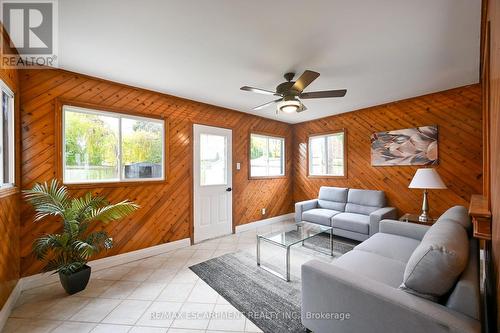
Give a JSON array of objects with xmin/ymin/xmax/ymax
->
[{"xmin": 261, "ymin": 208, "xmax": 266, "ymax": 215}]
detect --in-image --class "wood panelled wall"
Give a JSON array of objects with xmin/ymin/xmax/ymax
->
[
  {"xmin": 292, "ymin": 85, "xmax": 482, "ymax": 217},
  {"xmin": 19, "ymin": 68, "xmax": 294, "ymax": 277},
  {"xmin": 0, "ymin": 30, "xmax": 21, "ymax": 309},
  {"xmin": 484, "ymin": 0, "xmax": 500, "ymax": 326}
]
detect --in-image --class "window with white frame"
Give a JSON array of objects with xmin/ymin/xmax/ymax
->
[
  {"xmin": 308, "ymin": 131, "xmax": 345, "ymax": 176},
  {"xmin": 0, "ymin": 80, "xmax": 15, "ymax": 189},
  {"xmin": 62, "ymin": 105, "xmax": 165, "ymax": 184},
  {"xmin": 250, "ymin": 133, "xmax": 285, "ymax": 177}
]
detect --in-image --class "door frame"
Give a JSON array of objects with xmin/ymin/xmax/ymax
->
[{"xmin": 190, "ymin": 122, "xmax": 235, "ymax": 244}]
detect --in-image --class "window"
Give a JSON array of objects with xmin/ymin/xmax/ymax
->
[
  {"xmin": 200, "ymin": 133, "xmax": 227, "ymax": 186},
  {"xmin": 0, "ymin": 80, "xmax": 14, "ymax": 189},
  {"xmin": 62, "ymin": 105, "xmax": 165, "ymax": 184},
  {"xmin": 308, "ymin": 131, "xmax": 345, "ymax": 177},
  {"xmin": 250, "ymin": 133, "xmax": 285, "ymax": 178}
]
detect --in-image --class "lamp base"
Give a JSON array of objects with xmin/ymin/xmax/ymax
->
[
  {"xmin": 419, "ymin": 189, "xmax": 430, "ymax": 223},
  {"xmin": 418, "ymin": 212, "xmax": 431, "ymax": 223}
]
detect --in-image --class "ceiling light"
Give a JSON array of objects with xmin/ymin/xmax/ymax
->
[{"xmin": 277, "ymin": 98, "xmax": 301, "ymax": 113}]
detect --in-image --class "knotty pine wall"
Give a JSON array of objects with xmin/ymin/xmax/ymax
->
[
  {"xmin": 0, "ymin": 30, "xmax": 21, "ymax": 308},
  {"xmin": 292, "ymin": 85, "xmax": 482, "ymax": 218},
  {"xmin": 19, "ymin": 68, "xmax": 294, "ymax": 276}
]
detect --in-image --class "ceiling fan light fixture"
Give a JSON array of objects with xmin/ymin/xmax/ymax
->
[
  {"xmin": 242, "ymin": 70, "xmax": 347, "ymax": 115},
  {"xmin": 277, "ymin": 98, "xmax": 301, "ymax": 113}
]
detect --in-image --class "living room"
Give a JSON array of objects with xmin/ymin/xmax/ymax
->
[{"xmin": 0, "ymin": 1, "xmax": 498, "ymax": 333}]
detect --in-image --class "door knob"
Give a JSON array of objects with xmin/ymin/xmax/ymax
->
[{"xmin": 226, "ymin": 187, "xmax": 232, "ymax": 192}]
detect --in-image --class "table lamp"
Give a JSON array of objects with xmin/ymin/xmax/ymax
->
[{"xmin": 409, "ymin": 168, "xmax": 447, "ymax": 222}]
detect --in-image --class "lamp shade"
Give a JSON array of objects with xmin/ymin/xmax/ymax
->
[{"xmin": 409, "ymin": 168, "xmax": 447, "ymax": 189}]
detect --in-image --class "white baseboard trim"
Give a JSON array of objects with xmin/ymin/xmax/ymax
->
[
  {"xmin": 0, "ymin": 280, "xmax": 22, "ymax": 332},
  {"xmin": 235, "ymin": 213, "xmax": 294, "ymax": 233},
  {"xmin": 19, "ymin": 238, "xmax": 191, "ymax": 291}
]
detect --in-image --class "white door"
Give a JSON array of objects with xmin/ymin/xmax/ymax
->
[{"xmin": 193, "ymin": 124, "xmax": 233, "ymax": 243}]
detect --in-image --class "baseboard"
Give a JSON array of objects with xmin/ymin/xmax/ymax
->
[
  {"xmin": 0, "ymin": 280, "xmax": 22, "ymax": 332},
  {"xmin": 19, "ymin": 238, "xmax": 191, "ymax": 291},
  {"xmin": 235, "ymin": 213, "xmax": 294, "ymax": 233}
]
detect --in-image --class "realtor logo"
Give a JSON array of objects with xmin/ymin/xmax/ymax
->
[{"xmin": 1, "ymin": 0, "xmax": 58, "ymax": 68}]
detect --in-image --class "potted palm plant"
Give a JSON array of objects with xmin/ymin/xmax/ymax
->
[{"xmin": 24, "ymin": 180, "xmax": 139, "ymax": 294}]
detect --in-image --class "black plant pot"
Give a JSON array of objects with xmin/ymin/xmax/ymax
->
[{"xmin": 59, "ymin": 265, "xmax": 91, "ymax": 295}]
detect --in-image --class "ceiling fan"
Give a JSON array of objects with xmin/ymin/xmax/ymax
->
[{"xmin": 240, "ymin": 70, "xmax": 347, "ymax": 115}]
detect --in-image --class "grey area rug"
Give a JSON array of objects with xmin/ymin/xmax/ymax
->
[{"xmin": 189, "ymin": 234, "xmax": 356, "ymax": 333}]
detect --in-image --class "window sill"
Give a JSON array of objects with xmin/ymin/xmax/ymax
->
[
  {"xmin": 63, "ymin": 179, "xmax": 167, "ymax": 189},
  {"xmin": 307, "ymin": 175, "xmax": 347, "ymax": 179},
  {"xmin": 248, "ymin": 175, "xmax": 287, "ymax": 180},
  {"xmin": 0, "ymin": 185, "xmax": 20, "ymax": 199}
]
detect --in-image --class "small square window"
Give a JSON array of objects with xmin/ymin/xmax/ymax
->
[
  {"xmin": 308, "ymin": 131, "xmax": 346, "ymax": 177},
  {"xmin": 250, "ymin": 133, "xmax": 285, "ymax": 178}
]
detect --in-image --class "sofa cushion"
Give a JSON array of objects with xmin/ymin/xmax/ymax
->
[
  {"xmin": 318, "ymin": 187, "xmax": 348, "ymax": 211},
  {"xmin": 445, "ymin": 238, "xmax": 480, "ymax": 320},
  {"xmin": 436, "ymin": 205, "xmax": 472, "ymax": 232},
  {"xmin": 345, "ymin": 189, "xmax": 386, "ymax": 215},
  {"xmin": 302, "ymin": 208, "xmax": 340, "ymax": 226},
  {"xmin": 332, "ymin": 212, "xmax": 370, "ymax": 234},
  {"xmin": 400, "ymin": 220, "xmax": 469, "ymax": 300},
  {"xmin": 333, "ymin": 250, "xmax": 405, "ymax": 288},
  {"xmin": 354, "ymin": 232, "xmax": 420, "ymax": 263}
]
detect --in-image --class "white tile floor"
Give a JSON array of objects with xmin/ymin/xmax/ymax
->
[{"xmin": 4, "ymin": 220, "xmax": 337, "ymax": 333}]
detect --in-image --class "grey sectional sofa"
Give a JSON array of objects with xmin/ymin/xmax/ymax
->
[
  {"xmin": 301, "ymin": 206, "xmax": 480, "ymax": 333},
  {"xmin": 295, "ymin": 186, "xmax": 397, "ymax": 241}
]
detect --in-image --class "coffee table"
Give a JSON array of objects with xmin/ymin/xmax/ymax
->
[{"xmin": 256, "ymin": 221, "xmax": 333, "ymax": 281}]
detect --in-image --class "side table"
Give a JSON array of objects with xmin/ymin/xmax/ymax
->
[{"xmin": 398, "ymin": 213, "xmax": 436, "ymax": 226}]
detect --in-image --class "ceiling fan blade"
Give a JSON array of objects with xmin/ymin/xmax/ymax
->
[
  {"xmin": 241, "ymin": 86, "xmax": 280, "ymax": 96},
  {"xmin": 300, "ymin": 89, "xmax": 347, "ymax": 99},
  {"xmin": 252, "ymin": 98, "xmax": 282, "ymax": 111},
  {"xmin": 297, "ymin": 103, "xmax": 308, "ymax": 113},
  {"xmin": 291, "ymin": 70, "xmax": 320, "ymax": 93}
]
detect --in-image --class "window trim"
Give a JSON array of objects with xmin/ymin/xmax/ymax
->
[
  {"xmin": 307, "ymin": 129, "xmax": 347, "ymax": 179},
  {"xmin": 0, "ymin": 79, "xmax": 15, "ymax": 193},
  {"xmin": 55, "ymin": 99, "xmax": 168, "ymax": 188},
  {"xmin": 248, "ymin": 131, "xmax": 286, "ymax": 180}
]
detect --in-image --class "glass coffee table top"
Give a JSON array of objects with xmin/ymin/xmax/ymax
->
[
  {"xmin": 258, "ymin": 221, "xmax": 332, "ymax": 247},
  {"xmin": 256, "ymin": 221, "xmax": 333, "ymax": 282}
]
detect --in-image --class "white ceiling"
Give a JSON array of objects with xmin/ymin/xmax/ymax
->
[{"xmin": 58, "ymin": 0, "xmax": 481, "ymax": 124}]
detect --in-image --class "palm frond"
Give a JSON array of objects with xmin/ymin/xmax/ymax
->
[
  {"xmin": 71, "ymin": 240, "xmax": 96, "ymax": 259},
  {"xmin": 32, "ymin": 203, "xmax": 68, "ymax": 222},
  {"xmin": 86, "ymin": 231, "xmax": 113, "ymax": 251},
  {"xmin": 87, "ymin": 200, "xmax": 139, "ymax": 223},
  {"xmin": 32, "ymin": 234, "xmax": 68, "ymax": 260},
  {"xmin": 59, "ymin": 262, "xmax": 86, "ymax": 275},
  {"xmin": 43, "ymin": 256, "xmax": 68, "ymax": 273},
  {"xmin": 71, "ymin": 193, "xmax": 108, "ymax": 222},
  {"xmin": 23, "ymin": 180, "xmax": 69, "ymax": 220},
  {"xmin": 45, "ymin": 257, "xmax": 85, "ymax": 275},
  {"xmin": 63, "ymin": 219, "xmax": 80, "ymax": 238}
]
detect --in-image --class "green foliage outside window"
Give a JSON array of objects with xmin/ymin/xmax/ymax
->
[
  {"xmin": 65, "ymin": 112, "xmax": 162, "ymax": 167},
  {"xmin": 64, "ymin": 112, "xmax": 117, "ymax": 167},
  {"xmin": 122, "ymin": 120, "xmax": 162, "ymax": 165}
]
